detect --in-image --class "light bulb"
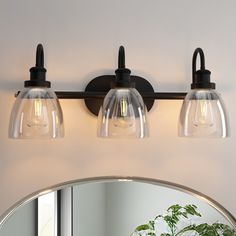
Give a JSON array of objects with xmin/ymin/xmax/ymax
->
[
  {"xmin": 120, "ymin": 98, "xmax": 128, "ymax": 117},
  {"xmin": 112, "ymin": 97, "xmax": 135, "ymax": 129},
  {"xmin": 193, "ymin": 99, "xmax": 214, "ymax": 127},
  {"xmin": 26, "ymin": 98, "xmax": 48, "ymax": 128}
]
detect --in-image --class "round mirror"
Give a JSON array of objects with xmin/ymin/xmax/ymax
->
[{"xmin": 0, "ymin": 177, "xmax": 235, "ymax": 236}]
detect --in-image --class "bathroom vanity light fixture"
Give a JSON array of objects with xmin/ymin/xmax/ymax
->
[
  {"xmin": 179, "ymin": 48, "xmax": 228, "ymax": 138},
  {"xmin": 9, "ymin": 44, "xmax": 64, "ymax": 139},
  {"xmin": 97, "ymin": 46, "xmax": 149, "ymax": 138},
  {"xmin": 10, "ymin": 44, "xmax": 228, "ymax": 139}
]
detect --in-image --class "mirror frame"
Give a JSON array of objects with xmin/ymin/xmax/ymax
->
[{"xmin": 0, "ymin": 176, "xmax": 235, "ymax": 229}]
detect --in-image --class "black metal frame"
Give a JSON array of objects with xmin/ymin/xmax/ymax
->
[
  {"xmin": 17, "ymin": 44, "xmax": 188, "ymax": 116},
  {"xmin": 52, "ymin": 45, "xmax": 188, "ymax": 115},
  {"xmin": 16, "ymin": 78, "xmax": 186, "ymax": 115},
  {"xmin": 52, "ymin": 47, "xmax": 214, "ymax": 115},
  {"xmin": 16, "ymin": 44, "xmax": 216, "ymax": 116},
  {"xmin": 56, "ymin": 90, "xmax": 187, "ymax": 116},
  {"xmin": 55, "ymin": 91, "xmax": 187, "ymax": 100}
]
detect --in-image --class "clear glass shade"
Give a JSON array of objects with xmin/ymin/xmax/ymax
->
[
  {"xmin": 9, "ymin": 87, "xmax": 64, "ymax": 139},
  {"xmin": 179, "ymin": 89, "xmax": 228, "ymax": 138},
  {"xmin": 98, "ymin": 88, "xmax": 149, "ymax": 138}
]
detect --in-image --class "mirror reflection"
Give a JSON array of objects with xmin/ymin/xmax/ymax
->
[{"xmin": 0, "ymin": 179, "xmax": 235, "ymax": 236}]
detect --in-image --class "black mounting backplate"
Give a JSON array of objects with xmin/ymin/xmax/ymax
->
[{"xmin": 84, "ymin": 75, "xmax": 155, "ymax": 116}]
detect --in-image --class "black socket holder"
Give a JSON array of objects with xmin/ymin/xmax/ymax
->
[{"xmin": 191, "ymin": 69, "xmax": 215, "ymax": 89}]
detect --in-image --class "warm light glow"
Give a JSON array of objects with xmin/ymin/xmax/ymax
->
[
  {"xmin": 34, "ymin": 99, "xmax": 43, "ymax": 118},
  {"xmin": 112, "ymin": 97, "xmax": 135, "ymax": 129},
  {"xmin": 120, "ymin": 98, "xmax": 128, "ymax": 117}
]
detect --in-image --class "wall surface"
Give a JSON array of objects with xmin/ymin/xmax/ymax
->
[{"xmin": 0, "ymin": 0, "xmax": 235, "ymax": 219}]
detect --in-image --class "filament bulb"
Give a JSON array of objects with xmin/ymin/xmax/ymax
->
[
  {"xmin": 193, "ymin": 99, "xmax": 214, "ymax": 127},
  {"xmin": 120, "ymin": 98, "xmax": 128, "ymax": 117},
  {"xmin": 112, "ymin": 96, "xmax": 135, "ymax": 129},
  {"xmin": 27, "ymin": 99, "xmax": 48, "ymax": 128}
]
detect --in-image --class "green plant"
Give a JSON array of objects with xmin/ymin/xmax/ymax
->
[{"xmin": 131, "ymin": 204, "xmax": 236, "ymax": 236}]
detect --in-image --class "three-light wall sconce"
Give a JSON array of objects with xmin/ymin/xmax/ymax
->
[{"xmin": 9, "ymin": 44, "xmax": 228, "ymax": 139}]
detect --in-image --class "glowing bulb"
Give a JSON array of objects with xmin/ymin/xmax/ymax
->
[
  {"xmin": 120, "ymin": 98, "xmax": 128, "ymax": 117},
  {"xmin": 26, "ymin": 99, "xmax": 48, "ymax": 128},
  {"xmin": 34, "ymin": 99, "xmax": 43, "ymax": 118},
  {"xmin": 112, "ymin": 96, "xmax": 135, "ymax": 129},
  {"xmin": 193, "ymin": 99, "xmax": 214, "ymax": 127}
]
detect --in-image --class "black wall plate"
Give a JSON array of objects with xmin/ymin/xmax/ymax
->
[{"xmin": 84, "ymin": 75, "xmax": 155, "ymax": 116}]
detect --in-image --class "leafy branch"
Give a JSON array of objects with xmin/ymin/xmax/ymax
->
[{"xmin": 131, "ymin": 204, "xmax": 236, "ymax": 236}]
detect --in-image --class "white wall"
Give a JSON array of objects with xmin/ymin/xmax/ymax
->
[{"xmin": 0, "ymin": 0, "xmax": 235, "ymax": 219}]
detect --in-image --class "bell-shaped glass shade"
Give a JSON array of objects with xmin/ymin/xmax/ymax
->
[
  {"xmin": 98, "ymin": 88, "xmax": 149, "ymax": 138},
  {"xmin": 9, "ymin": 87, "xmax": 64, "ymax": 139},
  {"xmin": 179, "ymin": 89, "xmax": 228, "ymax": 138}
]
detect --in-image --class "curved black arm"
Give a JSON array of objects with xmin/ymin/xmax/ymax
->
[
  {"xmin": 118, "ymin": 46, "xmax": 125, "ymax": 69},
  {"xmin": 191, "ymin": 48, "xmax": 215, "ymax": 89},
  {"xmin": 24, "ymin": 43, "xmax": 50, "ymax": 88},
  {"xmin": 192, "ymin": 47, "xmax": 205, "ymax": 80},
  {"xmin": 36, "ymin": 44, "xmax": 44, "ymax": 67}
]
